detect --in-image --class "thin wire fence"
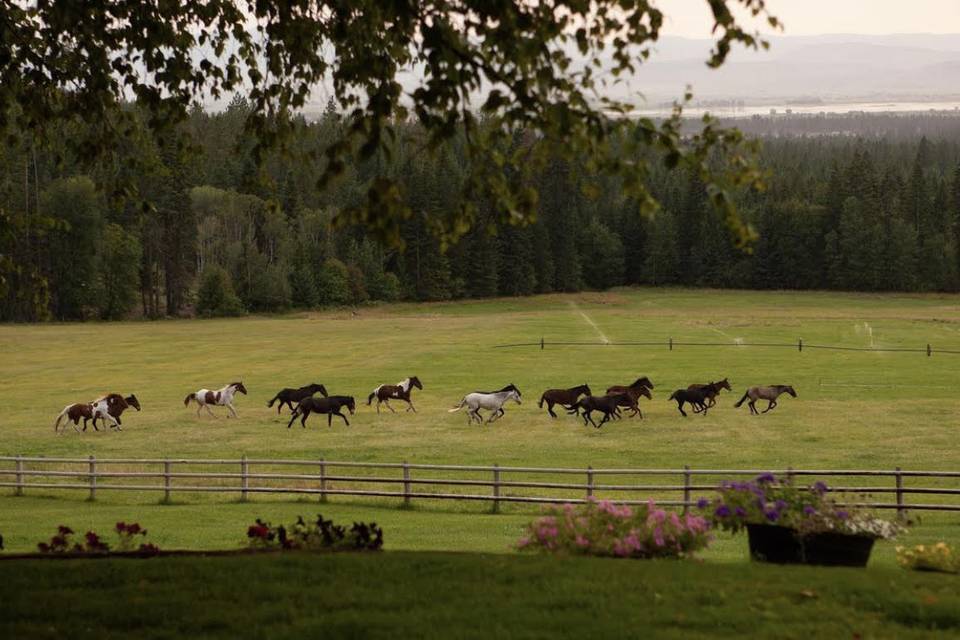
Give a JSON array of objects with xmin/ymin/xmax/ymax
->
[{"xmin": 494, "ymin": 337, "xmax": 960, "ymax": 354}]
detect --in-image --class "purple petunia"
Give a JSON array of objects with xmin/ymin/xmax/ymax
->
[
  {"xmin": 735, "ymin": 507, "xmax": 747, "ymax": 517},
  {"xmin": 697, "ymin": 498, "xmax": 710, "ymax": 509},
  {"xmin": 765, "ymin": 509, "xmax": 780, "ymax": 522},
  {"xmin": 715, "ymin": 505, "xmax": 731, "ymax": 518},
  {"xmin": 803, "ymin": 505, "xmax": 816, "ymax": 516},
  {"xmin": 755, "ymin": 473, "xmax": 776, "ymax": 484},
  {"xmin": 813, "ymin": 481, "xmax": 829, "ymax": 495},
  {"xmin": 836, "ymin": 510, "xmax": 849, "ymax": 520}
]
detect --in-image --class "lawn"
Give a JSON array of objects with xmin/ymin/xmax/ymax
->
[
  {"xmin": 3, "ymin": 551, "xmax": 960, "ymax": 639},
  {"xmin": 2, "ymin": 287, "xmax": 960, "ymax": 553}
]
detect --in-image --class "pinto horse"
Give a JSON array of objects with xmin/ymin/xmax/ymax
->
[
  {"xmin": 184, "ymin": 382, "xmax": 247, "ymax": 418},
  {"xmin": 267, "ymin": 383, "xmax": 327, "ymax": 414},
  {"xmin": 54, "ymin": 403, "xmax": 97, "ymax": 433},
  {"xmin": 288, "ymin": 395, "xmax": 356, "ymax": 428},
  {"xmin": 735, "ymin": 385, "xmax": 797, "ymax": 415},
  {"xmin": 367, "ymin": 376, "xmax": 423, "ymax": 413},
  {"xmin": 668, "ymin": 382, "xmax": 725, "ymax": 417},
  {"xmin": 449, "ymin": 389, "xmax": 521, "ymax": 424},
  {"xmin": 568, "ymin": 394, "xmax": 626, "ymax": 428},
  {"xmin": 688, "ymin": 378, "xmax": 732, "ymax": 412},
  {"xmin": 538, "ymin": 384, "xmax": 591, "ymax": 418},
  {"xmin": 88, "ymin": 394, "xmax": 141, "ymax": 431}
]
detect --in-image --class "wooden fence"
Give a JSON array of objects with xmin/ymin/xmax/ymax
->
[
  {"xmin": 494, "ymin": 337, "xmax": 960, "ymax": 355},
  {"xmin": 2, "ymin": 455, "xmax": 960, "ymax": 513}
]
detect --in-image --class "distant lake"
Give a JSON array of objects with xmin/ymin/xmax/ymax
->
[{"xmin": 630, "ymin": 101, "xmax": 960, "ymax": 118}]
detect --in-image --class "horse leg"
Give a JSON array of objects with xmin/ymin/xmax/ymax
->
[
  {"xmin": 748, "ymin": 400, "xmax": 757, "ymax": 415},
  {"xmin": 763, "ymin": 399, "xmax": 777, "ymax": 413},
  {"xmin": 677, "ymin": 401, "xmax": 687, "ymax": 417},
  {"xmin": 385, "ymin": 399, "xmax": 396, "ymax": 413},
  {"xmin": 287, "ymin": 410, "xmax": 299, "ymax": 429},
  {"xmin": 339, "ymin": 410, "xmax": 350, "ymax": 426},
  {"xmin": 406, "ymin": 398, "xmax": 416, "ymax": 413},
  {"xmin": 301, "ymin": 409, "xmax": 310, "ymax": 428},
  {"xmin": 547, "ymin": 401, "xmax": 557, "ymax": 418}
]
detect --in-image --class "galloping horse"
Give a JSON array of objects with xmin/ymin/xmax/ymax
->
[
  {"xmin": 605, "ymin": 376, "xmax": 655, "ymax": 396},
  {"xmin": 688, "ymin": 378, "xmax": 732, "ymax": 412},
  {"xmin": 184, "ymin": 382, "xmax": 247, "ymax": 418},
  {"xmin": 267, "ymin": 383, "xmax": 327, "ymax": 414},
  {"xmin": 288, "ymin": 395, "xmax": 356, "ymax": 428},
  {"xmin": 367, "ymin": 376, "xmax": 423, "ymax": 413},
  {"xmin": 54, "ymin": 403, "xmax": 97, "ymax": 433},
  {"xmin": 735, "ymin": 385, "xmax": 797, "ymax": 415},
  {"xmin": 538, "ymin": 384, "xmax": 591, "ymax": 418},
  {"xmin": 88, "ymin": 394, "xmax": 141, "ymax": 431},
  {"xmin": 668, "ymin": 382, "xmax": 725, "ymax": 417},
  {"xmin": 568, "ymin": 394, "xmax": 627, "ymax": 428},
  {"xmin": 607, "ymin": 385, "xmax": 653, "ymax": 419},
  {"xmin": 449, "ymin": 389, "xmax": 521, "ymax": 424},
  {"xmin": 475, "ymin": 383, "xmax": 521, "ymax": 399}
]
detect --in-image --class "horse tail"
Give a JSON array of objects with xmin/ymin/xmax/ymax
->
[
  {"xmin": 183, "ymin": 393, "xmax": 195, "ymax": 407},
  {"xmin": 734, "ymin": 391, "xmax": 749, "ymax": 408},
  {"xmin": 667, "ymin": 391, "xmax": 678, "ymax": 401},
  {"xmin": 538, "ymin": 393, "xmax": 546, "ymax": 409},
  {"xmin": 54, "ymin": 405, "xmax": 70, "ymax": 432},
  {"xmin": 367, "ymin": 392, "xmax": 376, "ymax": 406},
  {"xmin": 266, "ymin": 393, "xmax": 279, "ymax": 408},
  {"xmin": 448, "ymin": 397, "xmax": 466, "ymax": 413}
]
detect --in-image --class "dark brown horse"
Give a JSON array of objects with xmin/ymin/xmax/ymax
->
[
  {"xmin": 267, "ymin": 383, "xmax": 328, "ymax": 414},
  {"xmin": 54, "ymin": 403, "xmax": 96, "ymax": 433},
  {"xmin": 668, "ymin": 381, "xmax": 725, "ymax": 417},
  {"xmin": 568, "ymin": 394, "xmax": 627, "ymax": 429},
  {"xmin": 605, "ymin": 376, "xmax": 655, "ymax": 396},
  {"xmin": 88, "ymin": 394, "xmax": 141, "ymax": 431},
  {"xmin": 608, "ymin": 385, "xmax": 653, "ymax": 419},
  {"xmin": 538, "ymin": 384, "xmax": 591, "ymax": 418},
  {"xmin": 288, "ymin": 395, "xmax": 356, "ymax": 428},
  {"xmin": 688, "ymin": 378, "xmax": 732, "ymax": 412},
  {"xmin": 367, "ymin": 376, "xmax": 423, "ymax": 413},
  {"xmin": 735, "ymin": 385, "xmax": 797, "ymax": 415}
]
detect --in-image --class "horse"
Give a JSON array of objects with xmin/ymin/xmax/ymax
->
[
  {"xmin": 538, "ymin": 384, "xmax": 591, "ymax": 418},
  {"xmin": 287, "ymin": 395, "xmax": 356, "ymax": 428},
  {"xmin": 568, "ymin": 394, "xmax": 626, "ymax": 429},
  {"xmin": 688, "ymin": 378, "xmax": 732, "ymax": 412},
  {"xmin": 607, "ymin": 385, "xmax": 653, "ymax": 419},
  {"xmin": 367, "ymin": 376, "xmax": 423, "ymax": 413},
  {"xmin": 605, "ymin": 376, "xmax": 655, "ymax": 396},
  {"xmin": 267, "ymin": 383, "xmax": 328, "ymax": 414},
  {"xmin": 54, "ymin": 403, "xmax": 97, "ymax": 433},
  {"xmin": 668, "ymin": 382, "xmax": 725, "ymax": 417},
  {"xmin": 475, "ymin": 383, "xmax": 521, "ymax": 399},
  {"xmin": 735, "ymin": 385, "xmax": 797, "ymax": 415},
  {"xmin": 448, "ymin": 389, "xmax": 521, "ymax": 424},
  {"xmin": 184, "ymin": 382, "xmax": 247, "ymax": 418},
  {"xmin": 88, "ymin": 394, "xmax": 141, "ymax": 431}
]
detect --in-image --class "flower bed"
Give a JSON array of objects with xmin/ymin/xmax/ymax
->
[
  {"xmin": 897, "ymin": 542, "xmax": 959, "ymax": 574},
  {"xmin": 246, "ymin": 514, "xmax": 383, "ymax": 552},
  {"xmin": 518, "ymin": 498, "xmax": 711, "ymax": 559}
]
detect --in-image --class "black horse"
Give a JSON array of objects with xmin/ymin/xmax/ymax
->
[
  {"xmin": 268, "ymin": 383, "xmax": 328, "ymax": 414},
  {"xmin": 668, "ymin": 382, "xmax": 725, "ymax": 417},
  {"xmin": 287, "ymin": 395, "xmax": 356, "ymax": 428},
  {"xmin": 568, "ymin": 394, "xmax": 627, "ymax": 429}
]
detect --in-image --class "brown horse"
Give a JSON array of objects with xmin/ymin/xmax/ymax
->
[
  {"xmin": 668, "ymin": 381, "xmax": 726, "ymax": 417},
  {"xmin": 367, "ymin": 376, "xmax": 423, "ymax": 413},
  {"xmin": 88, "ymin": 394, "xmax": 141, "ymax": 431},
  {"xmin": 267, "ymin": 383, "xmax": 328, "ymax": 414},
  {"xmin": 288, "ymin": 395, "xmax": 356, "ymax": 428},
  {"xmin": 608, "ymin": 385, "xmax": 653, "ymax": 419},
  {"xmin": 688, "ymin": 378, "xmax": 732, "ymax": 412},
  {"xmin": 735, "ymin": 385, "xmax": 797, "ymax": 415},
  {"xmin": 54, "ymin": 403, "xmax": 96, "ymax": 433},
  {"xmin": 538, "ymin": 384, "xmax": 591, "ymax": 418},
  {"xmin": 606, "ymin": 376, "xmax": 655, "ymax": 397},
  {"xmin": 568, "ymin": 394, "xmax": 627, "ymax": 429}
]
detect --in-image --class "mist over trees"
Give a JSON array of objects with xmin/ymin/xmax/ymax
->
[{"xmin": 2, "ymin": 103, "xmax": 960, "ymax": 321}]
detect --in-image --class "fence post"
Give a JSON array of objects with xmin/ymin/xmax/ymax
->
[
  {"xmin": 669, "ymin": 337, "xmax": 673, "ymax": 351},
  {"xmin": 240, "ymin": 455, "xmax": 249, "ymax": 502},
  {"xmin": 14, "ymin": 454, "xmax": 23, "ymax": 496},
  {"xmin": 540, "ymin": 337, "xmax": 544, "ymax": 350},
  {"xmin": 88, "ymin": 455, "xmax": 96, "ymax": 502},
  {"xmin": 163, "ymin": 460, "xmax": 172, "ymax": 503},
  {"xmin": 786, "ymin": 466, "xmax": 794, "ymax": 484},
  {"xmin": 586, "ymin": 466, "xmax": 594, "ymax": 499},
  {"xmin": 895, "ymin": 467, "xmax": 905, "ymax": 516},
  {"xmin": 927, "ymin": 343, "xmax": 932, "ymax": 357},
  {"xmin": 682, "ymin": 465, "xmax": 691, "ymax": 514},
  {"xmin": 492, "ymin": 464, "xmax": 501, "ymax": 513},
  {"xmin": 319, "ymin": 459, "xmax": 327, "ymax": 503},
  {"xmin": 798, "ymin": 338, "xmax": 803, "ymax": 352},
  {"xmin": 403, "ymin": 461, "xmax": 411, "ymax": 507}
]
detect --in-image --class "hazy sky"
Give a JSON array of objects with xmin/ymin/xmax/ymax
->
[{"xmin": 660, "ymin": 0, "xmax": 960, "ymax": 37}]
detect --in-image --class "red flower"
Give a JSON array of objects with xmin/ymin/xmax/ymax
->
[
  {"xmin": 247, "ymin": 524, "xmax": 270, "ymax": 539},
  {"xmin": 57, "ymin": 525, "xmax": 73, "ymax": 536}
]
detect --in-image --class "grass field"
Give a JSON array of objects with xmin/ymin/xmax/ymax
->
[
  {"xmin": 3, "ymin": 287, "xmax": 960, "ymax": 556},
  {"xmin": 4, "ymin": 552, "xmax": 960, "ymax": 639}
]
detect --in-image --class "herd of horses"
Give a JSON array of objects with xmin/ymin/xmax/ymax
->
[{"xmin": 52, "ymin": 375, "xmax": 797, "ymax": 433}]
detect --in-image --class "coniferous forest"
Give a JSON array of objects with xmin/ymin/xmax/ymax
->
[{"xmin": 3, "ymin": 99, "xmax": 960, "ymax": 322}]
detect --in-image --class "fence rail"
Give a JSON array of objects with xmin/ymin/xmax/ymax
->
[
  {"xmin": 3, "ymin": 455, "xmax": 960, "ymax": 512},
  {"xmin": 494, "ymin": 337, "xmax": 960, "ymax": 355}
]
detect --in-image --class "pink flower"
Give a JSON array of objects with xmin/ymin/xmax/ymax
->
[
  {"xmin": 653, "ymin": 526, "xmax": 665, "ymax": 547},
  {"xmin": 575, "ymin": 535, "xmax": 590, "ymax": 548}
]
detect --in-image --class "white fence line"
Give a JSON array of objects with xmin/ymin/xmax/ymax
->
[{"xmin": 2, "ymin": 455, "xmax": 960, "ymax": 512}]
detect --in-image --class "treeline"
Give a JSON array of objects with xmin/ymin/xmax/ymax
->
[{"xmin": 2, "ymin": 98, "xmax": 960, "ymax": 321}]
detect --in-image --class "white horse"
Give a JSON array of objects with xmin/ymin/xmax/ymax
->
[
  {"xmin": 184, "ymin": 382, "xmax": 248, "ymax": 418},
  {"xmin": 448, "ymin": 389, "xmax": 522, "ymax": 424}
]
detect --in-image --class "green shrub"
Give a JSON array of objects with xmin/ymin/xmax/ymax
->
[{"xmin": 196, "ymin": 266, "xmax": 244, "ymax": 317}]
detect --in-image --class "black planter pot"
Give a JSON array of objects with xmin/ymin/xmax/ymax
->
[
  {"xmin": 746, "ymin": 524, "xmax": 876, "ymax": 567},
  {"xmin": 746, "ymin": 524, "xmax": 803, "ymax": 564}
]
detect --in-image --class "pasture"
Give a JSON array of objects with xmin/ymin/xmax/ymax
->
[{"xmin": 3, "ymin": 288, "xmax": 960, "ymax": 557}]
